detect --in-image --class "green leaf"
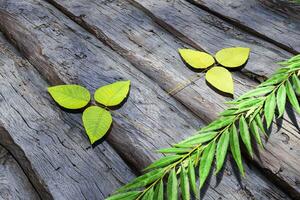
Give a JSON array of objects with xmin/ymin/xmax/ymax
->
[
  {"xmin": 199, "ymin": 141, "xmax": 216, "ymax": 189},
  {"xmin": 142, "ymin": 187, "xmax": 154, "ymax": 200},
  {"xmin": 177, "ymin": 132, "xmax": 217, "ymax": 146},
  {"xmin": 245, "ymin": 106, "xmax": 258, "ymax": 118},
  {"xmin": 259, "ymin": 74, "xmax": 285, "ymax": 87},
  {"xmin": 158, "ymin": 147, "xmax": 191, "ymax": 154},
  {"xmin": 180, "ymin": 166, "xmax": 190, "ymax": 200},
  {"xmin": 215, "ymin": 47, "xmax": 250, "ymax": 68},
  {"xmin": 254, "ymin": 114, "xmax": 266, "ymax": 136},
  {"xmin": 194, "ymin": 148, "xmax": 202, "ymax": 166},
  {"xmin": 154, "ymin": 180, "xmax": 163, "ymax": 200},
  {"xmin": 237, "ymin": 86, "xmax": 275, "ymax": 100},
  {"xmin": 287, "ymin": 62, "xmax": 300, "ymax": 71},
  {"xmin": 276, "ymin": 84, "xmax": 286, "ymax": 118},
  {"xmin": 173, "ymin": 143, "xmax": 196, "ymax": 148},
  {"xmin": 144, "ymin": 155, "xmax": 182, "ymax": 171},
  {"xmin": 239, "ymin": 115, "xmax": 253, "ymax": 157},
  {"xmin": 287, "ymin": 54, "xmax": 300, "ymax": 63},
  {"xmin": 188, "ymin": 158, "xmax": 198, "ymax": 198},
  {"xmin": 117, "ymin": 169, "xmax": 164, "ymax": 192},
  {"xmin": 167, "ymin": 168, "xmax": 178, "ymax": 200},
  {"xmin": 220, "ymin": 108, "xmax": 237, "ymax": 116},
  {"xmin": 94, "ymin": 80, "xmax": 130, "ymax": 107},
  {"xmin": 82, "ymin": 106, "xmax": 112, "ymax": 144},
  {"xmin": 286, "ymin": 80, "xmax": 300, "ymax": 114},
  {"xmin": 248, "ymin": 107, "xmax": 261, "ymax": 123},
  {"xmin": 250, "ymin": 120, "xmax": 263, "ymax": 148},
  {"xmin": 48, "ymin": 85, "xmax": 90, "ymax": 109},
  {"xmin": 106, "ymin": 191, "xmax": 141, "ymax": 200},
  {"xmin": 238, "ymin": 98, "xmax": 263, "ymax": 109},
  {"xmin": 205, "ymin": 66, "xmax": 234, "ymax": 94},
  {"xmin": 230, "ymin": 124, "xmax": 244, "ymax": 176},
  {"xmin": 215, "ymin": 130, "xmax": 230, "ymax": 174},
  {"xmin": 292, "ymin": 74, "xmax": 300, "ymax": 95},
  {"xmin": 264, "ymin": 92, "xmax": 276, "ymax": 128},
  {"xmin": 178, "ymin": 49, "xmax": 215, "ymax": 69},
  {"xmin": 201, "ymin": 116, "xmax": 235, "ymax": 132}
]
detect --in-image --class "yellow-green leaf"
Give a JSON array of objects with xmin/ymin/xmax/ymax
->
[
  {"xmin": 82, "ymin": 106, "xmax": 112, "ymax": 144},
  {"xmin": 215, "ymin": 47, "xmax": 250, "ymax": 68},
  {"xmin": 94, "ymin": 81, "xmax": 130, "ymax": 107},
  {"xmin": 178, "ymin": 49, "xmax": 215, "ymax": 69},
  {"xmin": 205, "ymin": 66, "xmax": 234, "ymax": 94},
  {"xmin": 48, "ymin": 85, "xmax": 90, "ymax": 109}
]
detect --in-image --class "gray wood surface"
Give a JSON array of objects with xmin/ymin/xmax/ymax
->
[
  {"xmin": 0, "ymin": 145, "xmax": 40, "ymax": 200},
  {"xmin": 0, "ymin": 0, "xmax": 299, "ymax": 199},
  {"xmin": 131, "ymin": 0, "xmax": 293, "ymax": 79},
  {"xmin": 40, "ymin": 0, "xmax": 300, "ymax": 198},
  {"xmin": 186, "ymin": 0, "xmax": 300, "ymax": 54},
  {"xmin": 0, "ymin": 0, "xmax": 294, "ymax": 199},
  {"xmin": 0, "ymin": 30, "xmax": 135, "ymax": 200}
]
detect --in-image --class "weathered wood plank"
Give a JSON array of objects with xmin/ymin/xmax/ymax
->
[
  {"xmin": 0, "ymin": 31, "xmax": 135, "ymax": 199},
  {"xmin": 130, "ymin": 0, "xmax": 294, "ymax": 79},
  {"xmin": 0, "ymin": 0, "xmax": 292, "ymax": 199},
  {"xmin": 0, "ymin": 145, "xmax": 40, "ymax": 200},
  {"xmin": 42, "ymin": 0, "xmax": 300, "ymax": 198},
  {"xmin": 185, "ymin": 0, "xmax": 300, "ymax": 54}
]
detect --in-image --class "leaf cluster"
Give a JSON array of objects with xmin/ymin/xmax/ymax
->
[
  {"xmin": 179, "ymin": 47, "xmax": 250, "ymax": 95},
  {"xmin": 107, "ymin": 55, "xmax": 300, "ymax": 200},
  {"xmin": 48, "ymin": 81, "xmax": 130, "ymax": 144}
]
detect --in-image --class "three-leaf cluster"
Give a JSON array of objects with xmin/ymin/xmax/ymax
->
[
  {"xmin": 107, "ymin": 55, "xmax": 300, "ymax": 200},
  {"xmin": 179, "ymin": 47, "xmax": 250, "ymax": 95},
  {"xmin": 48, "ymin": 80, "xmax": 130, "ymax": 144}
]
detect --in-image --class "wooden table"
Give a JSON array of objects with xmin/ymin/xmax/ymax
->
[{"xmin": 0, "ymin": 0, "xmax": 299, "ymax": 199}]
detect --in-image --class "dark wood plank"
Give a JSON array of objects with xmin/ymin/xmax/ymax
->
[
  {"xmin": 185, "ymin": 0, "xmax": 300, "ymax": 54},
  {"xmin": 42, "ymin": 0, "xmax": 300, "ymax": 198},
  {"xmin": 0, "ymin": 31, "xmax": 135, "ymax": 199},
  {"xmin": 0, "ymin": 0, "xmax": 293, "ymax": 199},
  {"xmin": 0, "ymin": 145, "xmax": 40, "ymax": 200}
]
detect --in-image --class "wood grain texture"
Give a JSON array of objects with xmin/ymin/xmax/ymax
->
[
  {"xmin": 130, "ymin": 0, "xmax": 294, "ymax": 80},
  {"xmin": 41, "ymin": 0, "xmax": 300, "ymax": 198},
  {"xmin": 186, "ymin": 0, "xmax": 300, "ymax": 54},
  {"xmin": 0, "ymin": 145, "xmax": 40, "ymax": 200},
  {"xmin": 0, "ymin": 0, "xmax": 293, "ymax": 199},
  {"xmin": 0, "ymin": 32, "xmax": 135, "ymax": 199}
]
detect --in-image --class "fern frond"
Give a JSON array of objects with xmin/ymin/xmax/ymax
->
[{"xmin": 107, "ymin": 55, "xmax": 300, "ymax": 200}]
